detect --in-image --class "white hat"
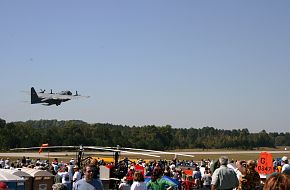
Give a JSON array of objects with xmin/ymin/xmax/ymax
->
[
  {"xmin": 121, "ymin": 177, "xmax": 127, "ymax": 182},
  {"xmin": 282, "ymin": 156, "xmax": 288, "ymax": 162}
]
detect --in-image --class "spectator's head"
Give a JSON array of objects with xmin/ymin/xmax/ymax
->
[
  {"xmin": 73, "ymin": 165, "xmax": 79, "ymax": 171},
  {"xmin": 219, "ymin": 156, "xmax": 229, "ymax": 166},
  {"xmin": 246, "ymin": 160, "xmax": 256, "ymax": 170},
  {"xmin": 236, "ymin": 160, "xmax": 246, "ymax": 175},
  {"xmin": 151, "ymin": 167, "xmax": 163, "ymax": 182},
  {"xmin": 133, "ymin": 171, "xmax": 144, "ymax": 182},
  {"xmin": 186, "ymin": 175, "xmax": 193, "ymax": 180},
  {"xmin": 52, "ymin": 183, "xmax": 68, "ymax": 190},
  {"xmin": 263, "ymin": 173, "xmax": 290, "ymax": 190},
  {"xmin": 91, "ymin": 158, "xmax": 98, "ymax": 165},
  {"xmin": 121, "ymin": 176, "xmax": 128, "ymax": 183},
  {"xmin": 282, "ymin": 156, "xmax": 288, "ymax": 164},
  {"xmin": 83, "ymin": 164, "xmax": 94, "ymax": 181}
]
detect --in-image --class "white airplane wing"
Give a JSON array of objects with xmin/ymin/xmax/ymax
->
[{"xmin": 47, "ymin": 94, "xmax": 90, "ymax": 100}]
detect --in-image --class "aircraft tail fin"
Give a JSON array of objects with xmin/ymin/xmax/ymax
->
[{"xmin": 31, "ymin": 87, "xmax": 41, "ymax": 104}]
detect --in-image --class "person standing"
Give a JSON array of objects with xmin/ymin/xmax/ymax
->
[
  {"xmin": 72, "ymin": 165, "xmax": 82, "ymax": 188},
  {"xmin": 146, "ymin": 167, "xmax": 177, "ymax": 190},
  {"xmin": 58, "ymin": 166, "xmax": 71, "ymax": 190},
  {"xmin": 130, "ymin": 171, "xmax": 146, "ymax": 190},
  {"xmin": 202, "ymin": 169, "xmax": 212, "ymax": 190},
  {"xmin": 119, "ymin": 177, "xmax": 130, "ymax": 190},
  {"xmin": 237, "ymin": 160, "xmax": 260, "ymax": 190},
  {"xmin": 211, "ymin": 156, "xmax": 239, "ymax": 190},
  {"xmin": 281, "ymin": 156, "xmax": 290, "ymax": 175},
  {"xmin": 73, "ymin": 164, "xmax": 104, "ymax": 190}
]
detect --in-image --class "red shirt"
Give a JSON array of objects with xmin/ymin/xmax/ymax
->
[{"xmin": 182, "ymin": 180, "xmax": 194, "ymax": 190}]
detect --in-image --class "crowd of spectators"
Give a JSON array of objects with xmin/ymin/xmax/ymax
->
[{"xmin": 0, "ymin": 155, "xmax": 290, "ymax": 190}]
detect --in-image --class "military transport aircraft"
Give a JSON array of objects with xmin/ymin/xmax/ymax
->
[{"xmin": 31, "ymin": 87, "xmax": 89, "ymax": 106}]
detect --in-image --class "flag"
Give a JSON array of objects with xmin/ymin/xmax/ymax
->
[{"xmin": 38, "ymin": 143, "xmax": 49, "ymax": 154}]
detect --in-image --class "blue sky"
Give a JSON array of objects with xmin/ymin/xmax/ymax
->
[{"xmin": 0, "ymin": 1, "xmax": 289, "ymax": 133}]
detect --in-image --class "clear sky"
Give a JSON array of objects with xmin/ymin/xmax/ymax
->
[{"xmin": 0, "ymin": 1, "xmax": 289, "ymax": 133}]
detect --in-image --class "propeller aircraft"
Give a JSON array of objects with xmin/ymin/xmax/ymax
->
[{"xmin": 30, "ymin": 87, "xmax": 89, "ymax": 106}]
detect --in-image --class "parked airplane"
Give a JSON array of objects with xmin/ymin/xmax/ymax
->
[
  {"xmin": 10, "ymin": 145, "xmax": 194, "ymax": 168},
  {"xmin": 10, "ymin": 145, "xmax": 162, "ymax": 168},
  {"xmin": 31, "ymin": 87, "xmax": 89, "ymax": 106}
]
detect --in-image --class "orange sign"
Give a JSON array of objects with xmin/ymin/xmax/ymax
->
[
  {"xmin": 183, "ymin": 169, "xmax": 193, "ymax": 176},
  {"xmin": 256, "ymin": 152, "xmax": 274, "ymax": 174}
]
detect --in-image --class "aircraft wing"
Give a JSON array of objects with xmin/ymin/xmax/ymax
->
[
  {"xmin": 71, "ymin": 95, "xmax": 90, "ymax": 99},
  {"xmin": 105, "ymin": 146, "xmax": 195, "ymax": 158},
  {"xmin": 85, "ymin": 146, "xmax": 160, "ymax": 158},
  {"xmin": 47, "ymin": 94, "xmax": 89, "ymax": 100},
  {"xmin": 50, "ymin": 94, "xmax": 72, "ymax": 100}
]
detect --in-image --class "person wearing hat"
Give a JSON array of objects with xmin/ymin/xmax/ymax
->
[
  {"xmin": 119, "ymin": 177, "xmax": 130, "ymax": 190},
  {"xmin": 0, "ymin": 182, "xmax": 8, "ymax": 190},
  {"xmin": 211, "ymin": 156, "xmax": 239, "ymax": 190},
  {"xmin": 70, "ymin": 158, "xmax": 75, "ymax": 165},
  {"xmin": 72, "ymin": 165, "xmax": 82, "ymax": 188},
  {"xmin": 281, "ymin": 156, "xmax": 290, "ymax": 175}
]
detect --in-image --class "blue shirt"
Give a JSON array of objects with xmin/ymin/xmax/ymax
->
[{"xmin": 73, "ymin": 178, "xmax": 104, "ymax": 190}]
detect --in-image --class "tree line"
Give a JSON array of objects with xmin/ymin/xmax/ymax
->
[{"xmin": 0, "ymin": 118, "xmax": 289, "ymax": 151}]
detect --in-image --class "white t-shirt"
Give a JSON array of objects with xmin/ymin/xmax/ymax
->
[
  {"xmin": 73, "ymin": 171, "xmax": 82, "ymax": 187},
  {"xmin": 282, "ymin": 163, "xmax": 290, "ymax": 173},
  {"xmin": 58, "ymin": 171, "xmax": 71, "ymax": 184},
  {"xmin": 130, "ymin": 181, "xmax": 146, "ymax": 190},
  {"xmin": 119, "ymin": 182, "xmax": 130, "ymax": 190}
]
